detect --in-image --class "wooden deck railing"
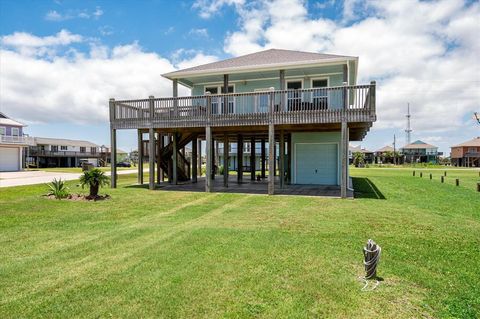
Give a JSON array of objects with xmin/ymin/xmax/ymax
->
[{"xmin": 110, "ymin": 82, "xmax": 376, "ymax": 129}]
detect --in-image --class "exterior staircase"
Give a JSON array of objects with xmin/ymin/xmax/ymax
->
[{"xmin": 160, "ymin": 133, "xmax": 195, "ymax": 182}]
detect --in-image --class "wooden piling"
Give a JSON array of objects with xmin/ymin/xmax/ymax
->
[
  {"xmin": 456, "ymin": 179, "xmax": 459, "ymax": 186},
  {"xmin": 441, "ymin": 176, "xmax": 444, "ymax": 183}
]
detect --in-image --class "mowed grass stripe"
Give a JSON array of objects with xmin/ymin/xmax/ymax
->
[{"xmin": 1, "ymin": 194, "xmax": 250, "ymax": 309}]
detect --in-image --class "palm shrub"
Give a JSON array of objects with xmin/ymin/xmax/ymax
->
[
  {"xmin": 46, "ymin": 178, "xmax": 69, "ymax": 199},
  {"xmin": 353, "ymin": 151, "xmax": 365, "ymax": 167},
  {"xmin": 79, "ymin": 168, "xmax": 110, "ymax": 197}
]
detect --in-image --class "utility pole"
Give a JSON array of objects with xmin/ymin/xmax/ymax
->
[
  {"xmin": 393, "ymin": 134, "xmax": 396, "ymax": 165},
  {"xmin": 405, "ymin": 103, "xmax": 412, "ymax": 145}
]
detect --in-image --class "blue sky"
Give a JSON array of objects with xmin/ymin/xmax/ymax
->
[{"xmin": 1, "ymin": 0, "xmax": 479, "ymax": 153}]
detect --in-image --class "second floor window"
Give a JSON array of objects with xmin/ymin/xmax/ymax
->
[
  {"xmin": 312, "ymin": 79, "xmax": 328, "ymax": 110},
  {"xmin": 0, "ymin": 127, "xmax": 5, "ymax": 136},
  {"xmin": 51, "ymin": 145, "xmax": 58, "ymax": 152},
  {"xmin": 61, "ymin": 146, "xmax": 68, "ymax": 150},
  {"xmin": 11, "ymin": 127, "xmax": 19, "ymax": 136},
  {"xmin": 80, "ymin": 147, "xmax": 86, "ymax": 153},
  {"xmin": 90, "ymin": 147, "xmax": 96, "ymax": 154}
]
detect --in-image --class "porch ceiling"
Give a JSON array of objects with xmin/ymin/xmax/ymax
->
[{"xmin": 177, "ymin": 65, "xmax": 345, "ymax": 88}]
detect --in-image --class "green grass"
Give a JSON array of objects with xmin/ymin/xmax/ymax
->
[{"xmin": 0, "ymin": 168, "xmax": 479, "ymax": 318}]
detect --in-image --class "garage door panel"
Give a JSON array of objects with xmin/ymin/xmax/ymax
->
[
  {"xmin": 0, "ymin": 147, "xmax": 20, "ymax": 172},
  {"xmin": 295, "ymin": 143, "xmax": 337, "ymax": 185}
]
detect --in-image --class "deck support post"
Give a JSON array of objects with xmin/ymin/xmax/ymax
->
[
  {"xmin": 157, "ymin": 132, "xmax": 163, "ymax": 183},
  {"xmin": 211, "ymin": 137, "xmax": 216, "ymax": 180},
  {"xmin": 261, "ymin": 138, "xmax": 266, "ymax": 179},
  {"xmin": 167, "ymin": 134, "xmax": 173, "ymax": 183},
  {"xmin": 205, "ymin": 126, "xmax": 212, "ymax": 192},
  {"xmin": 274, "ymin": 142, "xmax": 277, "ymax": 176},
  {"xmin": 172, "ymin": 132, "xmax": 178, "ymax": 185},
  {"xmin": 279, "ymin": 130, "xmax": 285, "ymax": 188},
  {"xmin": 237, "ymin": 134, "xmax": 243, "ymax": 183},
  {"xmin": 110, "ymin": 129, "xmax": 117, "ymax": 188},
  {"xmin": 341, "ymin": 121, "xmax": 349, "ymax": 198},
  {"xmin": 287, "ymin": 134, "xmax": 292, "ymax": 184},
  {"xmin": 223, "ymin": 134, "xmax": 229, "ymax": 187},
  {"xmin": 268, "ymin": 125, "xmax": 275, "ymax": 195},
  {"xmin": 250, "ymin": 137, "xmax": 255, "ymax": 180},
  {"xmin": 109, "ymin": 98, "xmax": 117, "ymax": 188},
  {"xmin": 173, "ymin": 79, "xmax": 178, "ymax": 117},
  {"xmin": 198, "ymin": 138, "xmax": 202, "ymax": 177},
  {"xmin": 192, "ymin": 136, "xmax": 198, "ymax": 183},
  {"xmin": 149, "ymin": 127, "xmax": 155, "ymax": 190},
  {"xmin": 137, "ymin": 130, "xmax": 143, "ymax": 185}
]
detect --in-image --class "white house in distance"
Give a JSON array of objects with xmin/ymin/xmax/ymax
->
[{"xmin": 0, "ymin": 112, "xmax": 30, "ymax": 172}]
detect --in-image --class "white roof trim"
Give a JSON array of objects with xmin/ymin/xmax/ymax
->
[{"xmin": 163, "ymin": 57, "xmax": 358, "ymax": 80}]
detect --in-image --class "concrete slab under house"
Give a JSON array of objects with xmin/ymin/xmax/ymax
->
[{"xmin": 109, "ymin": 49, "xmax": 376, "ymax": 197}]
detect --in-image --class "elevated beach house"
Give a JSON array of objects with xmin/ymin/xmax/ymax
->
[
  {"xmin": 109, "ymin": 49, "xmax": 376, "ymax": 197},
  {"xmin": 0, "ymin": 112, "xmax": 30, "ymax": 172}
]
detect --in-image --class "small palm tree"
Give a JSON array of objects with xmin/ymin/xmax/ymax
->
[
  {"xmin": 79, "ymin": 168, "xmax": 110, "ymax": 197},
  {"xmin": 353, "ymin": 151, "xmax": 365, "ymax": 167}
]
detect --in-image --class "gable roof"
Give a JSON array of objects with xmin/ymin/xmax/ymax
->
[
  {"xmin": 451, "ymin": 137, "xmax": 480, "ymax": 148},
  {"xmin": 375, "ymin": 145, "xmax": 394, "ymax": 153},
  {"xmin": 34, "ymin": 137, "xmax": 99, "ymax": 148},
  {"xmin": 163, "ymin": 49, "xmax": 357, "ymax": 79},
  {"xmin": 0, "ymin": 112, "xmax": 25, "ymax": 127},
  {"xmin": 349, "ymin": 145, "xmax": 373, "ymax": 153},
  {"xmin": 402, "ymin": 140, "xmax": 437, "ymax": 149}
]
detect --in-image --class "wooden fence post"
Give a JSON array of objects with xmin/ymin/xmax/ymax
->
[
  {"xmin": 429, "ymin": 173, "xmax": 432, "ymax": 180},
  {"xmin": 477, "ymin": 183, "xmax": 480, "ymax": 192},
  {"xmin": 420, "ymin": 172, "xmax": 423, "ymax": 178},
  {"xmin": 455, "ymin": 179, "xmax": 459, "ymax": 186},
  {"xmin": 444, "ymin": 171, "xmax": 447, "ymax": 177},
  {"xmin": 441, "ymin": 176, "xmax": 444, "ymax": 183},
  {"xmin": 413, "ymin": 171, "xmax": 415, "ymax": 176}
]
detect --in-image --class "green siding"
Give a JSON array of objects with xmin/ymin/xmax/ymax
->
[{"xmin": 291, "ymin": 132, "xmax": 342, "ymax": 185}]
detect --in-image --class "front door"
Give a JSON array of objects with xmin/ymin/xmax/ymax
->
[{"xmin": 287, "ymin": 81, "xmax": 302, "ymax": 111}]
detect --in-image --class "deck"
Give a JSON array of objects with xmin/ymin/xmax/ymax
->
[{"xmin": 110, "ymin": 83, "xmax": 376, "ymax": 136}]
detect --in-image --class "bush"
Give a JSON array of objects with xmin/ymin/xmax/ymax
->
[
  {"xmin": 79, "ymin": 168, "xmax": 110, "ymax": 197},
  {"xmin": 46, "ymin": 178, "xmax": 70, "ymax": 199},
  {"xmin": 218, "ymin": 165, "xmax": 224, "ymax": 175}
]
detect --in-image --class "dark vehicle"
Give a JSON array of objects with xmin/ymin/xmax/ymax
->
[{"xmin": 116, "ymin": 161, "xmax": 131, "ymax": 167}]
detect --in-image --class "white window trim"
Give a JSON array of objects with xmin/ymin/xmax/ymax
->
[
  {"xmin": 0, "ymin": 126, "xmax": 5, "ymax": 136},
  {"xmin": 11, "ymin": 127, "xmax": 20, "ymax": 136},
  {"xmin": 253, "ymin": 88, "xmax": 271, "ymax": 113},
  {"xmin": 204, "ymin": 84, "xmax": 236, "ymax": 114},
  {"xmin": 285, "ymin": 79, "xmax": 304, "ymax": 108},
  {"xmin": 310, "ymin": 77, "xmax": 330, "ymax": 107}
]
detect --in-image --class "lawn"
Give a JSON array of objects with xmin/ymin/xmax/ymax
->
[
  {"xmin": 26, "ymin": 166, "xmax": 134, "ymax": 174},
  {"xmin": 0, "ymin": 168, "xmax": 479, "ymax": 318}
]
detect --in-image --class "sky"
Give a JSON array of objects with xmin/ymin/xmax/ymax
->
[{"xmin": 0, "ymin": 0, "xmax": 479, "ymax": 154}]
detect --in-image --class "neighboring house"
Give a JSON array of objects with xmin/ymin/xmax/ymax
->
[
  {"xmin": 400, "ymin": 140, "xmax": 439, "ymax": 163},
  {"xmin": 0, "ymin": 112, "xmax": 30, "ymax": 172},
  {"xmin": 450, "ymin": 137, "xmax": 480, "ymax": 167},
  {"xmin": 27, "ymin": 137, "xmax": 101, "ymax": 168},
  {"xmin": 109, "ymin": 48, "xmax": 376, "ymax": 197},
  {"xmin": 374, "ymin": 145, "xmax": 395, "ymax": 164},
  {"xmin": 349, "ymin": 145, "xmax": 374, "ymax": 164}
]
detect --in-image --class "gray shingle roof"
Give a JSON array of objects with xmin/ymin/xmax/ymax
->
[
  {"xmin": 401, "ymin": 140, "xmax": 437, "ymax": 149},
  {"xmin": 34, "ymin": 137, "xmax": 99, "ymax": 147},
  {"xmin": 375, "ymin": 145, "xmax": 394, "ymax": 153},
  {"xmin": 163, "ymin": 49, "xmax": 356, "ymax": 78}
]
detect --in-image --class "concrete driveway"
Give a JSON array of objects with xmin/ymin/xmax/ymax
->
[{"xmin": 0, "ymin": 169, "xmax": 138, "ymax": 188}]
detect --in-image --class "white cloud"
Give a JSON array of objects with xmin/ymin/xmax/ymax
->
[
  {"xmin": 189, "ymin": 28, "xmax": 209, "ymax": 38},
  {"xmin": 0, "ymin": 31, "xmax": 193, "ymax": 125},
  {"xmin": 45, "ymin": 10, "xmax": 70, "ymax": 21},
  {"xmin": 192, "ymin": 0, "xmax": 245, "ymax": 19},
  {"xmin": 220, "ymin": 0, "xmax": 480, "ymax": 137},
  {"xmin": 1, "ymin": 29, "xmax": 83, "ymax": 57},
  {"xmin": 45, "ymin": 7, "xmax": 104, "ymax": 21}
]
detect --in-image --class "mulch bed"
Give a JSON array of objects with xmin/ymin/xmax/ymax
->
[{"xmin": 44, "ymin": 194, "xmax": 110, "ymax": 201}]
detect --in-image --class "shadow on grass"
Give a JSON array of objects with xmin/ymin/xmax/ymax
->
[{"xmin": 352, "ymin": 177, "xmax": 386, "ymax": 199}]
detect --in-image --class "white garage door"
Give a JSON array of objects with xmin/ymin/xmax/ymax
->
[
  {"xmin": 295, "ymin": 143, "xmax": 338, "ymax": 185},
  {"xmin": 0, "ymin": 147, "xmax": 20, "ymax": 171}
]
